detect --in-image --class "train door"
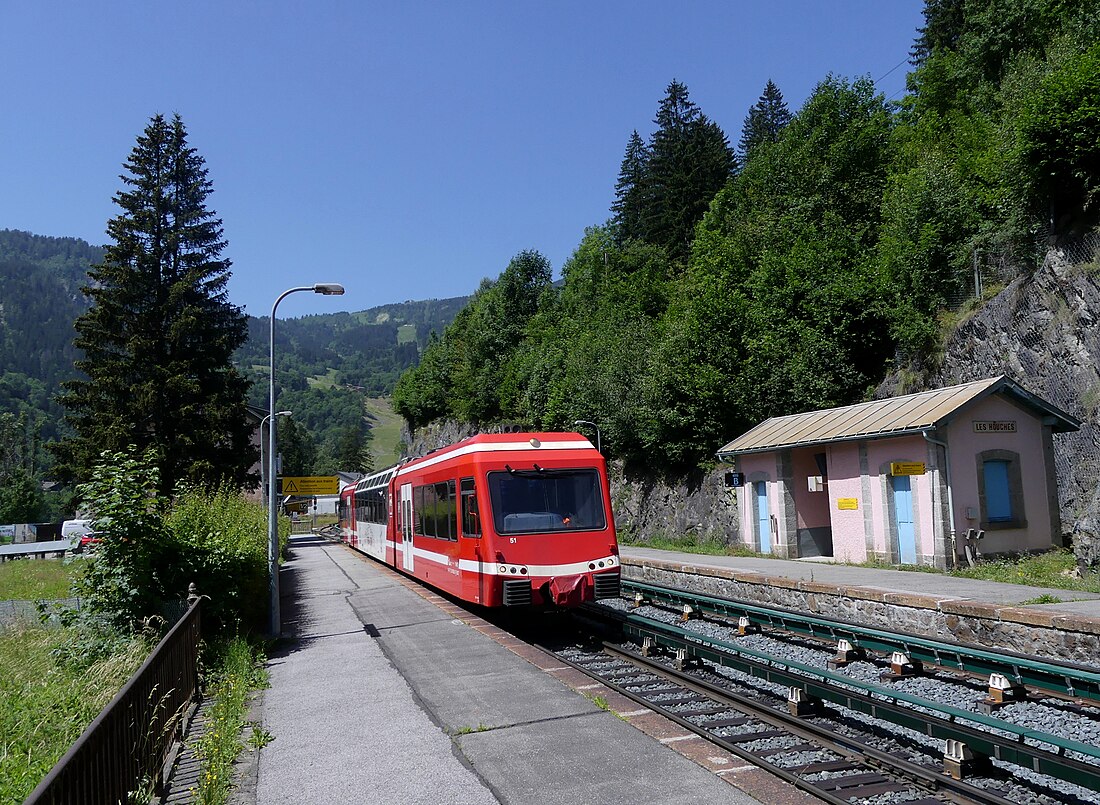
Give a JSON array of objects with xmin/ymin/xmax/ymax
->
[
  {"xmin": 891, "ymin": 475, "xmax": 916, "ymax": 564},
  {"xmin": 754, "ymin": 481, "xmax": 772, "ymax": 554},
  {"xmin": 400, "ymin": 483, "xmax": 414, "ymax": 571}
]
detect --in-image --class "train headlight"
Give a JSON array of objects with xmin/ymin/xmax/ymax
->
[{"xmin": 499, "ymin": 565, "xmax": 508, "ymax": 574}]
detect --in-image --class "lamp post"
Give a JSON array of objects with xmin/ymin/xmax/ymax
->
[
  {"xmin": 573, "ymin": 419, "xmax": 601, "ymax": 454},
  {"xmin": 260, "ymin": 411, "xmax": 292, "ymax": 505},
  {"xmin": 269, "ymin": 283, "xmax": 344, "ymax": 638}
]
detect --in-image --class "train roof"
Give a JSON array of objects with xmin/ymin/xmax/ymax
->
[{"xmin": 396, "ymin": 431, "xmax": 598, "ymax": 477}]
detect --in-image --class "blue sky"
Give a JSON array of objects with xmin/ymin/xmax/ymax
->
[{"xmin": 2, "ymin": 1, "xmax": 925, "ymax": 318}]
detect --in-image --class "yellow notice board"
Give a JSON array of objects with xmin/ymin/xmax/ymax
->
[
  {"xmin": 836, "ymin": 498, "xmax": 859, "ymax": 510},
  {"xmin": 279, "ymin": 476, "xmax": 338, "ymax": 495},
  {"xmin": 890, "ymin": 462, "xmax": 926, "ymax": 476}
]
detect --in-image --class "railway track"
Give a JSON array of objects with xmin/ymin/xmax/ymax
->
[
  {"xmin": 553, "ymin": 640, "xmax": 1015, "ymax": 805},
  {"xmin": 533, "ymin": 591, "xmax": 1100, "ymax": 804}
]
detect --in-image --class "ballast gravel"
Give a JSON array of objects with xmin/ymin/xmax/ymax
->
[{"xmin": 597, "ymin": 598, "xmax": 1100, "ymax": 805}]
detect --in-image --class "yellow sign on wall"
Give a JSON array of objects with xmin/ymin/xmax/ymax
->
[
  {"xmin": 837, "ymin": 498, "xmax": 859, "ymax": 510},
  {"xmin": 890, "ymin": 462, "xmax": 926, "ymax": 476},
  {"xmin": 279, "ymin": 476, "xmax": 339, "ymax": 495}
]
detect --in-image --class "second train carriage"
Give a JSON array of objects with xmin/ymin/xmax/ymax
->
[{"xmin": 338, "ymin": 431, "xmax": 620, "ymax": 606}]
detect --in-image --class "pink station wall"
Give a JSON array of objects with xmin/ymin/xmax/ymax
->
[{"xmin": 735, "ymin": 392, "xmax": 1055, "ymax": 564}]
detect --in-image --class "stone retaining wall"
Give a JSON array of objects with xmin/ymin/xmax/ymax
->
[{"xmin": 622, "ymin": 558, "xmax": 1100, "ymax": 665}]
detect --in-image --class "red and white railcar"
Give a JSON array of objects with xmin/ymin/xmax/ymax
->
[{"xmin": 337, "ymin": 431, "xmax": 620, "ymax": 606}]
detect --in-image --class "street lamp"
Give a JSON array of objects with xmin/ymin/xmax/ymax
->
[
  {"xmin": 573, "ymin": 420, "xmax": 601, "ymax": 454},
  {"xmin": 260, "ymin": 411, "xmax": 292, "ymax": 505},
  {"xmin": 269, "ymin": 283, "xmax": 344, "ymax": 637}
]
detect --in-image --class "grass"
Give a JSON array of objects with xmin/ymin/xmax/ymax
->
[
  {"xmin": 396, "ymin": 324, "xmax": 417, "ymax": 344},
  {"xmin": 620, "ymin": 532, "xmax": 759, "ymax": 557},
  {"xmin": 306, "ymin": 368, "xmax": 339, "ymax": 390},
  {"xmin": 191, "ymin": 638, "xmax": 268, "ymax": 805},
  {"xmin": 950, "ymin": 549, "xmax": 1100, "ymax": 593},
  {"xmin": 0, "ymin": 558, "xmax": 77, "ymax": 600},
  {"xmin": 0, "ymin": 624, "xmax": 148, "ymax": 802},
  {"xmin": 627, "ymin": 535, "xmax": 1099, "ymax": 595},
  {"xmin": 364, "ymin": 396, "xmax": 404, "ymax": 468}
]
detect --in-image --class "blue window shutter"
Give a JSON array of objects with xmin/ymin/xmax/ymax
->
[{"xmin": 984, "ymin": 460, "xmax": 1012, "ymax": 522}]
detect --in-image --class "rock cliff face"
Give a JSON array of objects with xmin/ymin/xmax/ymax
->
[{"xmin": 880, "ymin": 241, "xmax": 1100, "ymax": 563}]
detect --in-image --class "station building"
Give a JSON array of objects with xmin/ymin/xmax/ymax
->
[{"xmin": 716, "ymin": 376, "xmax": 1080, "ymax": 569}]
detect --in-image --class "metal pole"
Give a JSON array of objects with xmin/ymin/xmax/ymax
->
[
  {"xmin": 260, "ymin": 411, "xmax": 291, "ymax": 507},
  {"xmin": 573, "ymin": 419, "xmax": 601, "ymax": 454},
  {"xmin": 269, "ymin": 284, "xmax": 344, "ymax": 638}
]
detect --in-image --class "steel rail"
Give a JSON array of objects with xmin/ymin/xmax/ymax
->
[
  {"xmin": 590, "ymin": 603, "xmax": 1100, "ymax": 793},
  {"xmin": 586, "ymin": 641, "xmax": 1022, "ymax": 805},
  {"xmin": 622, "ymin": 578, "xmax": 1100, "ymax": 704}
]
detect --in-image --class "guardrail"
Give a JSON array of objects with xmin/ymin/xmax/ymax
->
[{"xmin": 24, "ymin": 590, "xmax": 203, "ymax": 805}]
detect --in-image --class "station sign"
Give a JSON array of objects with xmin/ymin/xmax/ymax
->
[
  {"xmin": 836, "ymin": 498, "xmax": 859, "ymax": 510},
  {"xmin": 890, "ymin": 462, "xmax": 926, "ymax": 476},
  {"xmin": 973, "ymin": 420, "xmax": 1016, "ymax": 433},
  {"xmin": 278, "ymin": 476, "xmax": 339, "ymax": 495}
]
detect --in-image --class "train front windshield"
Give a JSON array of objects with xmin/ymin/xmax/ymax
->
[{"xmin": 487, "ymin": 469, "xmax": 606, "ymax": 534}]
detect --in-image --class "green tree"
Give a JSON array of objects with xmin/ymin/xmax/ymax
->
[
  {"xmin": 0, "ymin": 413, "xmax": 46, "ymax": 522},
  {"xmin": 53, "ymin": 114, "xmax": 256, "ymax": 496},
  {"xmin": 642, "ymin": 80, "xmax": 736, "ymax": 261},
  {"xmin": 738, "ymin": 79, "xmax": 792, "ymax": 160},
  {"xmin": 71, "ymin": 448, "xmax": 168, "ymax": 629},
  {"xmin": 277, "ymin": 416, "xmax": 317, "ymax": 476},
  {"xmin": 1010, "ymin": 42, "xmax": 1100, "ymax": 233},
  {"xmin": 0, "ymin": 469, "xmax": 46, "ymax": 524},
  {"xmin": 611, "ymin": 130, "xmax": 650, "ymax": 243}
]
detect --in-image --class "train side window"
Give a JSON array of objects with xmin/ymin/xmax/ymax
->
[{"xmin": 461, "ymin": 477, "xmax": 480, "ymax": 538}]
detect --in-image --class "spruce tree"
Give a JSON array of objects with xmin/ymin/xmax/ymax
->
[
  {"xmin": 643, "ymin": 80, "xmax": 736, "ymax": 261},
  {"xmin": 53, "ymin": 114, "xmax": 256, "ymax": 495},
  {"xmin": 610, "ymin": 130, "xmax": 650, "ymax": 243},
  {"xmin": 738, "ymin": 80, "xmax": 792, "ymax": 160}
]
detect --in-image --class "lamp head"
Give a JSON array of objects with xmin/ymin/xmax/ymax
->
[{"xmin": 313, "ymin": 283, "xmax": 345, "ymax": 296}]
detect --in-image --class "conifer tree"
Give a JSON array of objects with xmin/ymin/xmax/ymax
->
[
  {"xmin": 738, "ymin": 79, "xmax": 792, "ymax": 160},
  {"xmin": 53, "ymin": 113, "xmax": 256, "ymax": 495},
  {"xmin": 610, "ymin": 130, "xmax": 650, "ymax": 243},
  {"xmin": 642, "ymin": 80, "xmax": 735, "ymax": 261}
]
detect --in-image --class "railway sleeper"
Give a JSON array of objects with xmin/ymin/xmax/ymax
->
[
  {"xmin": 787, "ymin": 686, "xmax": 825, "ymax": 717},
  {"xmin": 943, "ymin": 738, "xmax": 991, "ymax": 781},
  {"xmin": 880, "ymin": 650, "xmax": 924, "ymax": 680},
  {"xmin": 977, "ymin": 672, "xmax": 1028, "ymax": 714},
  {"xmin": 827, "ymin": 638, "xmax": 867, "ymax": 669}
]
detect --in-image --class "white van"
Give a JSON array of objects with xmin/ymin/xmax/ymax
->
[{"xmin": 62, "ymin": 519, "xmax": 95, "ymax": 541}]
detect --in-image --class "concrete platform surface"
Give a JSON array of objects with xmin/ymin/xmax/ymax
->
[
  {"xmin": 621, "ymin": 546, "xmax": 1100, "ymax": 616},
  {"xmin": 246, "ymin": 535, "xmax": 768, "ymax": 805}
]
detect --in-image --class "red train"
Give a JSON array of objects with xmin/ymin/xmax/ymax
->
[{"xmin": 337, "ymin": 431, "xmax": 620, "ymax": 607}]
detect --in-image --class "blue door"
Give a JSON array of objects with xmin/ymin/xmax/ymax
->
[
  {"xmin": 892, "ymin": 474, "xmax": 916, "ymax": 564},
  {"xmin": 754, "ymin": 481, "xmax": 771, "ymax": 554}
]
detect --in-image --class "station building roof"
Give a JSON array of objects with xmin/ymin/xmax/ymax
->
[{"xmin": 717, "ymin": 375, "xmax": 1080, "ymax": 458}]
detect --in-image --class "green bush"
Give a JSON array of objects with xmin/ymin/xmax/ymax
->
[{"xmin": 166, "ymin": 486, "xmax": 273, "ymax": 634}]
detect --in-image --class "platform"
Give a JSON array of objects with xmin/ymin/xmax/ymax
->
[
  {"xmin": 242, "ymin": 536, "xmax": 785, "ymax": 805},
  {"xmin": 619, "ymin": 547, "xmax": 1100, "ymax": 659}
]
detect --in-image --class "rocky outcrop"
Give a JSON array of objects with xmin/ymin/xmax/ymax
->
[
  {"xmin": 608, "ymin": 462, "xmax": 738, "ymax": 544},
  {"xmin": 883, "ymin": 240, "xmax": 1100, "ymax": 559}
]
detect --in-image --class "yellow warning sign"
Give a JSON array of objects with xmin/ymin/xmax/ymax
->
[
  {"xmin": 890, "ymin": 462, "xmax": 926, "ymax": 476},
  {"xmin": 279, "ymin": 476, "xmax": 338, "ymax": 495},
  {"xmin": 836, "ymin": 498, "xmax": 859, "ymax": 510}
]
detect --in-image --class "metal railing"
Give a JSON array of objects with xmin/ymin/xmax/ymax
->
[{"xmin": 24, "ymin": 593, "xmax": 202, "ymax": 805}]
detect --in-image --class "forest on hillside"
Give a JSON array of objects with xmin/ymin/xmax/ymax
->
[
  {"xmin": 394, "ymin": 0, "xmax": 1100, "ymax": 473},
  {"xmin": 0, "ymin": 225, "xmax": 468, "ymax": 490}
]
